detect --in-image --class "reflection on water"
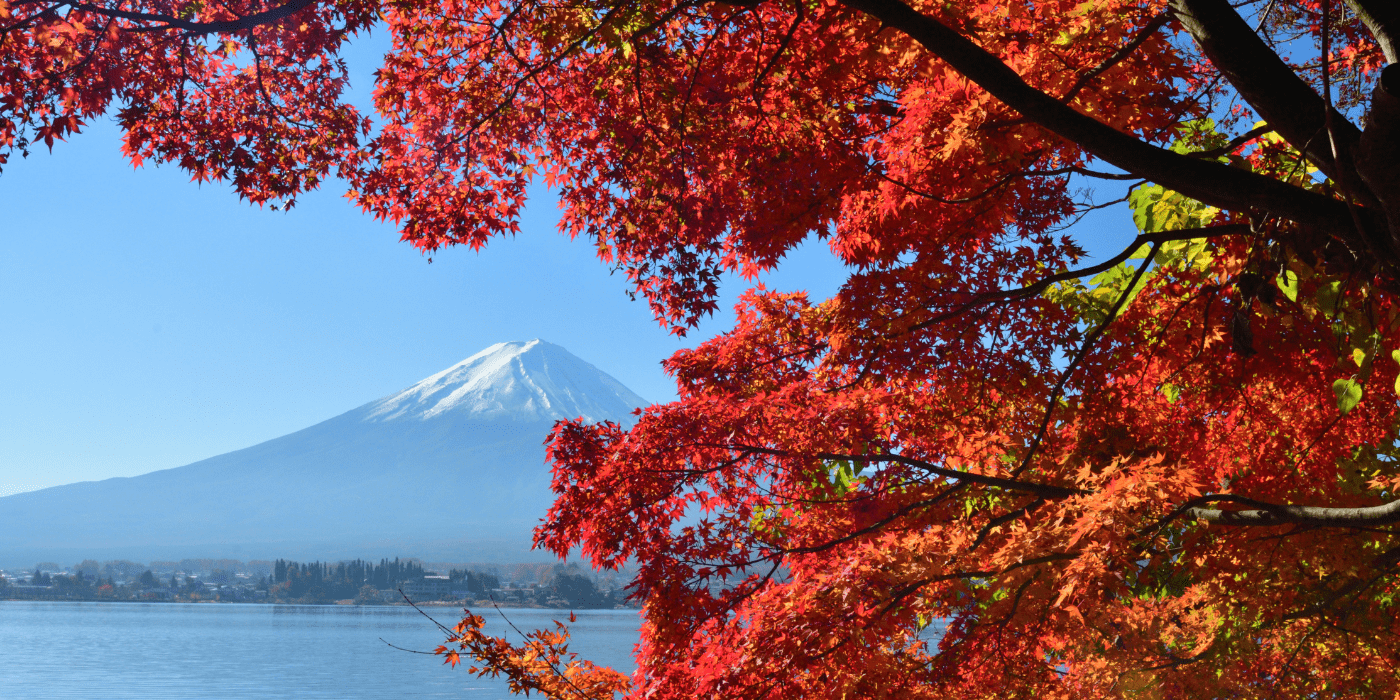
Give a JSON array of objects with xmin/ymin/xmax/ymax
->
[{"xmin": 0, "ymin": 601, "xmax": 640, "ymax": 699}]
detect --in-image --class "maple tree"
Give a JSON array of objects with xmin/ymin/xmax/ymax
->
[{"xmin": 8, "ymin": 0, "xmax": 1400, "ymax": 695}]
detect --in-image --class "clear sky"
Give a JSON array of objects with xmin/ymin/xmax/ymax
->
[{"xmin": 0, "ymin": 29, "xmax": 1129, "ymax": 495}]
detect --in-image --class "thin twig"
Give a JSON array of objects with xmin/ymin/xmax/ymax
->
[
  {"xmin": 1011, "ymin": 240, "xmax": 1163, "ymax": 478},
  {"xmin": 379, "ymin": 638, "xmax": 439, "ymax": 655},
  {"xmin": 399, "ymin": 588, "xmax": 456, "ymax": 636},
  {"xmin": 1060, "ymin": 11, "xmax": 1171, "ymax": 102},
  {"xmin": 484, "ymin": 593, "xmax": 599, "ymax": 700},
  {"xmin": 911, "ymin": 225, "xmax": 1246, "ymax": 333}
]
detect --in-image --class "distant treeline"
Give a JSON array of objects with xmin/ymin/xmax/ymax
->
[
  {"xmin": 273, "ymin": 558, "xmax": 423, "ymax": 590},
  {"xmin": 0, "ymin": 567, "xmax": 226, "ymax": 603},
  {"xmin": 269, "ymin": 558, "xmax": 501, "ymax": 603},
  {"xmin": 4, "ymin": 556, "xmax": 635, "ymax": 608}
]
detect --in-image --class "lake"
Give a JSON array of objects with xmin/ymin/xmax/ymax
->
[{"xmin": 0, "ymin": 601, "xmax": 641, "ymax": 698}]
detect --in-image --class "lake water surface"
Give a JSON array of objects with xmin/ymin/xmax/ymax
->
[{"xmin": 0, "ymin": 601, "xmax": 641, "ymax": 698}]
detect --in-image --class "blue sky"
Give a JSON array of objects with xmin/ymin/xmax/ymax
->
[
  {"xmin": 0, "ymin": 29, "xmax": 1130, "ymax": 495},
  {"xmin": 0, "ymin": 117, "xmax": 859, "ymax": 494}
]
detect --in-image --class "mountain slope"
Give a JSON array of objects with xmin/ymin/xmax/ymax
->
[{"xmin": 0, "ymin": 340, "xmax": 647, "ymax": 566}]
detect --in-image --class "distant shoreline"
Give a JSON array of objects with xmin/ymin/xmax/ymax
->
[
  {"xmin": 0, "ymin": 595, "xmax": 637, "ymax": 610},
  {"xmin": 3, "ymin": 557, "xmax": 638, "ymax": 610}
]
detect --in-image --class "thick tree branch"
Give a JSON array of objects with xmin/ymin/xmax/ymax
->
[
  {"xmin": 835, "ymin": 0, "xmax": 1376, "ymax": 243},
  {"xmin": 1182, "ymin": 493, "xmax": 1400, "ymax": 527},
  {"xmin": 1344, "ymin": 0, "xmax": 1400, "ymax": 63},
  {"xmin": 748, "ymin": 444, "xmax": 1400, "ymax": 532},
  {"xmin": 63, "ymin": 0, "xmax": 314, "ymax": 35},
  {"xmin": 1170, "ymin": 0, "xmax": 1367, "ymax": 195},
  {"xmin": 1356, "ymin": 65, "xmax": 1400, "ymax": 245}
]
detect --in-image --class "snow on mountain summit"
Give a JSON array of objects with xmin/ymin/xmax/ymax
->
[{"xmin": 361, "ymin": 339, "xmax": 648, "ymax": 424}]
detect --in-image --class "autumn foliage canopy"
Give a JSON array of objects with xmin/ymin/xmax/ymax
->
[{"xmin": 7, "ymin": 0, "xmax": 1400, "ymax": 695}]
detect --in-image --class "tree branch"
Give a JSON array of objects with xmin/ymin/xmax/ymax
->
[
  {"xmin": 1344, "ymin": 0, "xmax": 1400, "ymax": 63},
  {"xmin": 1356, "ymin": 64, "xmax": 1400, "ymax": 246},
  {"xmin": 1169, "ymin": 0, "xmax": 1371, "ymax": 204},
  {"xmin": 1186, "ymin": 124, "xmax": 1274, "ymax": 160},
  {"xmin": 715, "ymin": 444, "xmax": 1087, "ymax": 498},
  {"xmin": 835, "ymin": 0, "xmax": 1376, "ymax": 242},
  {"xmin": 992, "ymin": 224, "xmax": 1249, "ymax": 302},
  {"xmin": 908, "ymin": 223, "xmax": 1249, "ymax": 334},
  {"xmin": 63, "ymin": 0, "xmax": 315, "ymax": 35},
  {"xmin": 1059, "ymin": 11, "xmax": 1171, "ymax": 103},
  {"xmin": 1182, "ymin": 493, "xmax": 1400, "ymax": 527},
  {"xmin": 1012, "ymin": 241, "xmax": 1162, "ymax": 478}
]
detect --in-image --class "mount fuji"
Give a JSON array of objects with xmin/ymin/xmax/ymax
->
[{"xmin": 0, "ymin": 340, "xmax": 649, "ymax": 566}]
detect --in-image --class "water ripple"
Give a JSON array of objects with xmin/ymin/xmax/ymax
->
[{"xmin": 0, "ymin": 601, "xmax": 640, "ymax": 699}]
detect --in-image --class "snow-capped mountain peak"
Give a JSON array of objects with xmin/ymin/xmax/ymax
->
[
  {"xmin": 361, "ymin": 339, "xmax": 647, "ymax": 424},
  {"xmin": 0, "ymin": 340, "xmax": 653, "ymax": 563}
]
